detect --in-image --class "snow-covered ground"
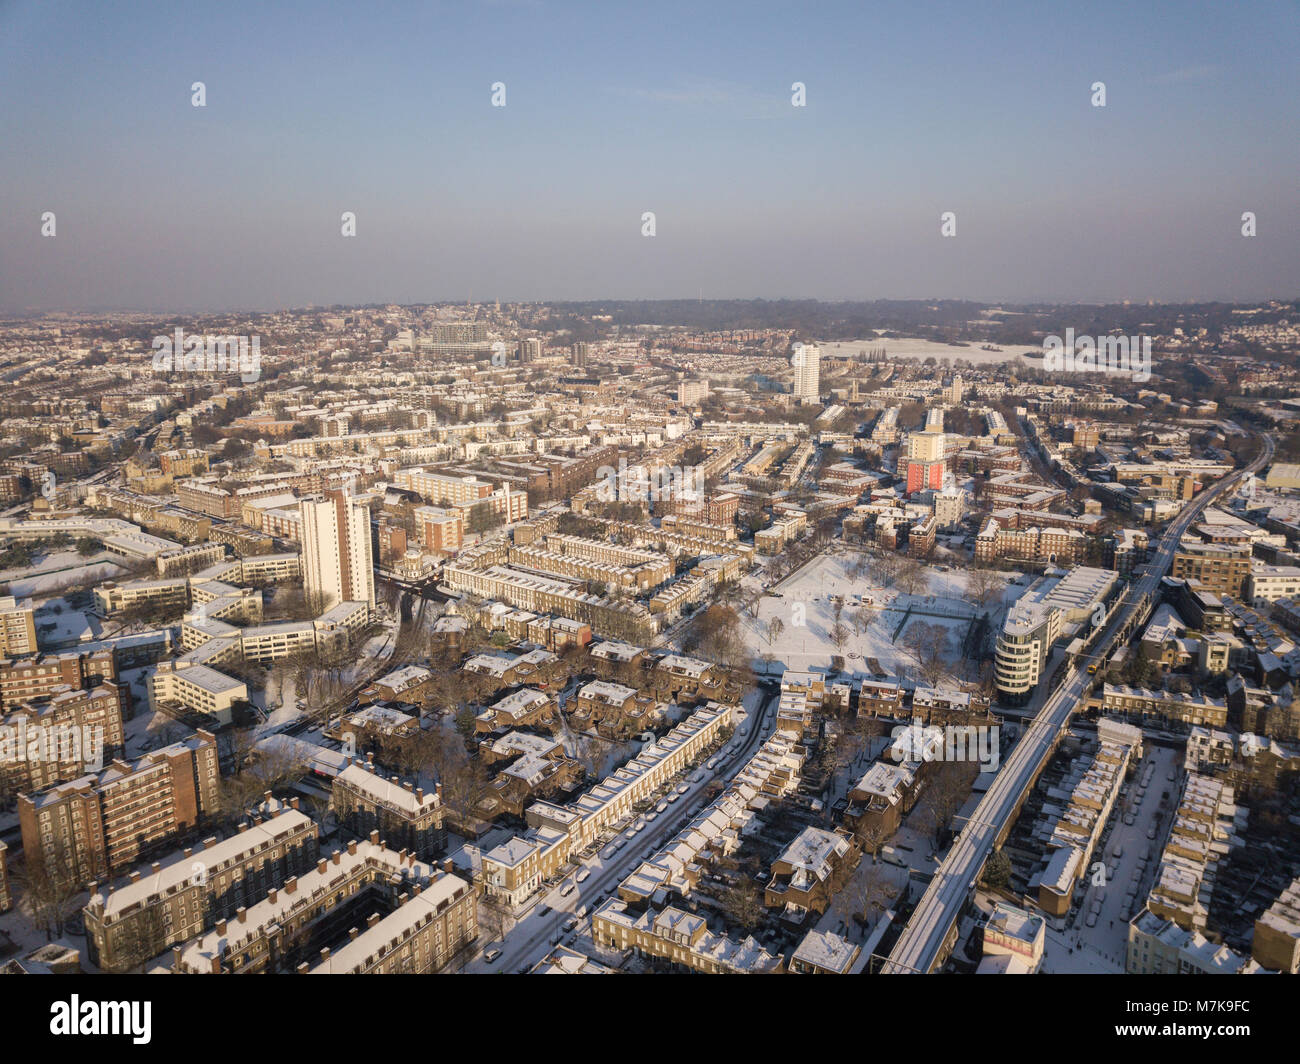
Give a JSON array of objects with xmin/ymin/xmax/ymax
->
[
  {"xmin": 1, "ymin": 555, "xmax": 126, "ymax": 598},
  {"xmin": 31, "ymin": 600, "xmax": 103, "ymax": 648},
  {"xmin": 744, "ymin": 553, "xmax": 1022, "ymax": 679},
  {"xmin": 817, "ymin": 337, "xmax": 1043, "ymax": 367}
]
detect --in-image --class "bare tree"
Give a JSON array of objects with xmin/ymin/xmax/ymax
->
[
  {"xmin": 829, "ymin": 619, "xmax": 849, "ymax": 654},
  {"xmin": 966, "ymin": 566, "xmax": 1002, "ymax": 609},
  {"xmin": 919, "ymin": 762, "xmax": 974, "ymax": 848},
  {"xmin": 721, "ymin": 876, "xmax": 765, "ymax": 932},
  {"xmin": 766, "ymin": 615, "xmax": 785, "ymax": 646},
  {"xmin": 896, "ymin": 557, "xmax": 927, "ymax": 596},
  {"xmin": 23, "ymin": 835, "xmax": 82, "ymax": 941}
]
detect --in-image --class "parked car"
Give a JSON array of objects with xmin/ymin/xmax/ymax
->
[
  {"xmin": 485, "ymin": 949, "xmax": 502, "ymax": 964},
  {"xmin": 576, "ymin": 869, "xmax": 591, "ymax": 883}
]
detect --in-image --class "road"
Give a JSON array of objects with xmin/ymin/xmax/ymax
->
[
  {"xmin": 464, "ymin": 682, "xmax": 782, "ymax": 972},
  {"xmin": 882, "ymin": 433, "xmax": 1274, "ymax": 973}
]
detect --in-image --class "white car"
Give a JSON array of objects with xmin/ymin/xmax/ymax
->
[{"xmin": 576, "ymin": 869, "xmax": 591, "ymax": 883}]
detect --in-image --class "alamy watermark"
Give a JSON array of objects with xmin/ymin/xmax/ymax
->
[
  {"xmin": 1042, "ymin": 328, "xmax": 1151, "ymax": 383},
  {"xmin": 594, "ymin": 456, "xmax": 705, "ymax": 504},
  {"xmin": 152, "ymin": 327, "xmax": 261, "ymax": 382},
  {"xmin": 0, "ymin": 720, "xmax": 105, "ymax": 772},
  {"xmin": 890, "ymin": 719, "xmax": 1000, "ymax": 773}
]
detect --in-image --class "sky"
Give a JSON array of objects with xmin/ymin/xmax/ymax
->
[{"xmin": 1, "ymin": 0, "xmax": 1298, "ymax": 312}]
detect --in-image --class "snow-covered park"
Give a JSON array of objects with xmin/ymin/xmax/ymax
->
[{"xmin": 741, "ymin": 552, "xmax": 1024, "ymax": 681}]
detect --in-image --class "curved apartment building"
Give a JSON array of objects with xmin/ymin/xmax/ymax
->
[{"xmin": 995, "ymin": 566, "xmax": 1119, "ymax": 705}]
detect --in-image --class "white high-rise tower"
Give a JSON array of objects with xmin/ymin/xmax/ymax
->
[
  {"xmin": 792, "ymin": 342, "xmax": 821, "ymax": 402},
  {"xmin": 301, "ymin": 490, "xmax": 375, "ymax": 612}
]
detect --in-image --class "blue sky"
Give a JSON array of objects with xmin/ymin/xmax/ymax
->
[{"xmin": 2, "ymin": 0, "xmax": 1297, "ymax": 310}]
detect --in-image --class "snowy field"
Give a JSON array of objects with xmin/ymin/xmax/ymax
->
[
  {"xmin": 817, "ymin": 337, "xmax": 1043, "ymax": 367},
  {"xmin": 0, "ymin": 552, "xmax": 126, "ymax": 598},
  {"xmin": 744, "ymin": 552, "xmax": 1023, "ymax": 680}
]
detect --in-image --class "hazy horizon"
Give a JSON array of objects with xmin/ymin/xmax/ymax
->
[{"xmin": 3, "ymin": 0, "xmax": 1298, "ymax": 312}]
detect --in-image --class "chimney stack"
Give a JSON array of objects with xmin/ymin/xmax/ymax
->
[
  {"xmin": 236, "ymin": 907, "xmax": 247, "ymax": 924},
  {"xmin": 347, "ymin": 839, "xmax": 358, "ymax": 856},
  {"xmin": 216, "ymin": 918, "xmax": 228, "ymax": 935}
]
